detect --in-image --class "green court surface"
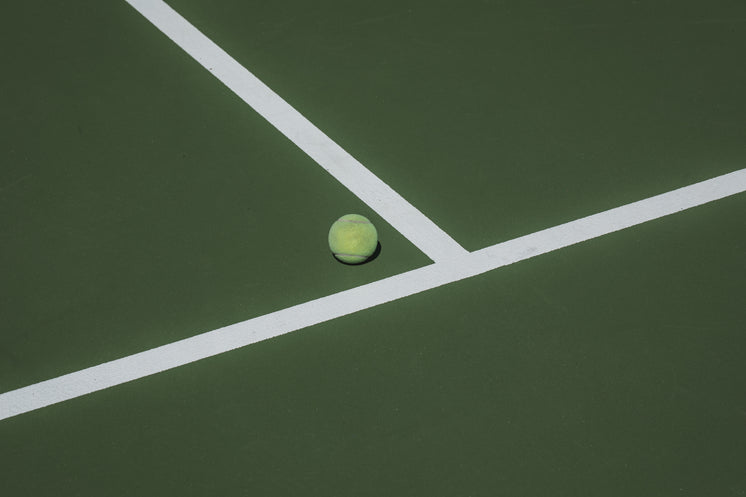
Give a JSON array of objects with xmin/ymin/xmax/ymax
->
[
  {"xmin": 1, "ymin": 1, "xmax": 745, "ymax": 495},
  {"xmin": 169, "ymin": 0, "xmax": 746, "ymax": 248}
]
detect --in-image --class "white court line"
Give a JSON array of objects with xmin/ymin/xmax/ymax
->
[
  {"xmin": 1, "ymin": 168, "xmax": 745, "ymax": 421},
  {"xmin": 124, "ymin": 0, "xmax": 467, "ymax": 263}
]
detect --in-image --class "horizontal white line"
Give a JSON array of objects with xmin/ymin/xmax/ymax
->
[
  {"xmin": 124, "ymin": 0, "xmax": 467, "ymax": 262},
  {"xmin": 2, "ymin": 168, "xmax": 744, "ymax": 421}
]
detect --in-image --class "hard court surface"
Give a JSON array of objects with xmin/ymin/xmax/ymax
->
[{"xmin": 1, "ymin": 1, "xmax": 745, "ymax": 495}]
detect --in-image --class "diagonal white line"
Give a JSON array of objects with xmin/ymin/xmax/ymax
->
[
  {"xmin": 2, "ymin": 168, "xmax": 744, "ymax": 421},
  {"xmin": 124, "ymin": 0, "xmax": 467, "ymax": 263}
]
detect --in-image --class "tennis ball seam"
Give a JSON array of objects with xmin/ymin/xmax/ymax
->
[{"xmin": 333, "ymin": 253, "xmax": 368, "ymax": 259}]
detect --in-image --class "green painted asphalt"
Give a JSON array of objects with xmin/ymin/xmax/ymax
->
[
  {"xmin": 1, "ymin": 1, "xmax": 745, "ymax": 495},
  {"xmin": 0, "ymin": 0, "xmax": 429, "ymax": 393},
  {"xmin": 2, "ymin": 191, "xmax": 744, "ymax": 496},
  {"xmin": 169, "ymin": 0, "xmax": 746, "ymax": 249}
]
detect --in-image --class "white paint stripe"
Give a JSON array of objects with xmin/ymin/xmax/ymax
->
[
  {"xmin": 2, "ymin": 168, "xmax": 744, "ymax": 421},
  {"xmin": 123, "ymin": 0, "xmax": 467, "ymax": 263}
]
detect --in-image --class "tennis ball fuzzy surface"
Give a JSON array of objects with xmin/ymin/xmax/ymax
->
[{"xmin": 328, "ymin": 214, "xmax": 378, "ymax": 264}]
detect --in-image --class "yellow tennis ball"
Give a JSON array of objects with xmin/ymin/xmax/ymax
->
[{"xmin": 328, "ymin": 214, "xmax": 378, "ymax": 264}]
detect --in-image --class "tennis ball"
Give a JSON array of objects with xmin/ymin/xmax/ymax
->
[{"xmin": 328, "ymin": 214, "xmax": 378, "ymax": 264}]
